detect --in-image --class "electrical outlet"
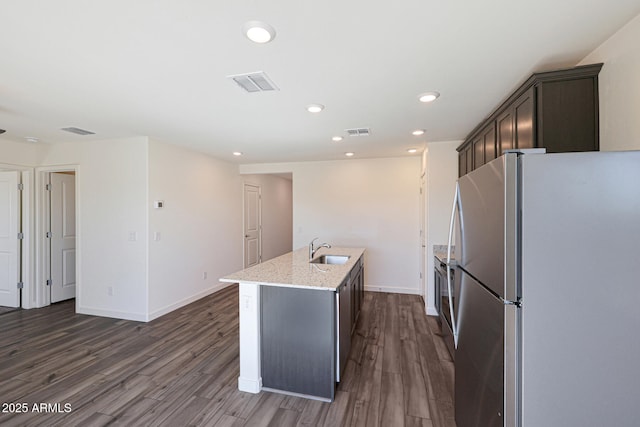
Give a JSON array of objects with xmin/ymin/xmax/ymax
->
[
  {"xmin": 128, "ymin": 232, "xmax": 137, "ymax": 242},
  {"xmin": 153, "ymin": 231, "xmax": 161, "ymax": 241},
  {"xmin": 108, "ymin": 286, "xmax": 114, "ymax": 296}
]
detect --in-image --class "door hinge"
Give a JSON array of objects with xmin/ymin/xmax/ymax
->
[
  {"xmin": 46, "ymin": 231, "xmax": 52, "ymax": 238},
  {"xmin": 46, "ymin": 279, "xmax": 52, "ymax": 286},
  {"xmin": 17, "ymin": 282, "xmax": 24, "ymax": 289},
  {"xmin": 46, "ymin": 184, "xmax": 51, "ymax": 191},
  {"xmin": 18, "ymin": 232, "xmax": 24, "ymax": 240},
  {"xmin": 18, "ymin": 183, "xmax": 24, "ymax": 191}
]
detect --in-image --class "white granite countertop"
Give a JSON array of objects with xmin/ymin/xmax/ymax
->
[
  {"xmin": 220, "ymin": 247, "xmax": 365, "ymax": 291},
  {"xmin": 433, "ymin": 244, "xmax": 456, "ymax": 266}
]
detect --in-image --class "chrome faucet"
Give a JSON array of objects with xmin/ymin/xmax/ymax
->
[{"xmin": 309, "ymin": 237, "xmax": 331, "ymax": 260}]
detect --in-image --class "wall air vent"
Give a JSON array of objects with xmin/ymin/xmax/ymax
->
[
  {"xmin": 345, "ymin": 127, "xmax": 370, "ymax": 137},
  {"xmin": 61, "ymin": 127, "xmax": 95, "ymax": 136},
  {"xmin": 227, "ymin": 71, "xmax": 279, "ymax": 93}
]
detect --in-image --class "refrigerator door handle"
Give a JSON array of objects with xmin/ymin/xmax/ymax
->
[{"xmin": 447, "ymin": 182, "xmax": 460, "ymax": 348}]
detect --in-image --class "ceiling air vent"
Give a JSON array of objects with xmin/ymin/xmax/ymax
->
[
  {"xmin": 61, "ymin": 127, "xmax": 95, "ymax": 136},
  {"xmin": 345, "ymin": 127, "xmax": 370, "ymax": 137},
  {"xmin": 227, "ymin": 71, "xmax": 279, "ymax": 93}
]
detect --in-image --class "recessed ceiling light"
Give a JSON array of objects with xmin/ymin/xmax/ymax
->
[
  {"xmin": 345, "ymin": 152, "xmax": 355, "ymax": 157},
  {"xmin": 243, "ymin": 21, "xmax": 276, "ymax": 44},
  {"xmin": 306, "ymin": 104, "xmax": 324, "ymax": 113},
  {"xmin": 332, "ymin": 136, "xmax": 343, "ymax": 142},
  {"xmin": 412, "ymin": 129, "xmax": 425, "ymax": 136},
  {"xmin": 25, "ymin": 136, "xmax": 39, "ymax": 143},
  {"xmin": 233, "ymin": 151, "xmax": 243, "ymax": 156},
  {"xmin": 407, "ymin": 148, "xmax": 418, "ymax": 154},
  {"xmin": 418, "ymin": 91, "xmax": 440, "ymax": 103}
]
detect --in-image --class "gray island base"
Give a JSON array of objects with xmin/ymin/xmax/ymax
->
[{"xmin": 220, "ymin": 247, "xmax": 365, "ymax": 401}]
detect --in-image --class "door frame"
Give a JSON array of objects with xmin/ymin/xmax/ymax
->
[
  {"xmin": 419, "ymin": 173, "xmax": 426, "ymax": 299},
  {"xmin": 35, "ymin": 165, "xmax": 80, "ymax": 309},
  {"xmin": 243, "ymin": 182, "xmax": 262, "ymax": 268}
]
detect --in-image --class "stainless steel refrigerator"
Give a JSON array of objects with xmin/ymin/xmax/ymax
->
[{"xmin": 447, "ymin": 150, "xmax": 640, "ymax": 427}]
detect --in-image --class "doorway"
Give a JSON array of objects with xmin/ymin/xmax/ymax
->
[
  {"xmin": 48, "ymin": 172, "xmax": 76, "ymax": 303},
  {"xmin": 35, "ymin": 167, "xmax": 78, "ymax": 308},
  {"xmin": 241, "ymin": 173, "xmax": 293, "ymax": 264},
  {"xmin": 243, "ymin": 183, "xmax": 262, "ymax": 268}
]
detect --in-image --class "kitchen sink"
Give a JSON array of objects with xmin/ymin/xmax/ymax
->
[{"xmin": 310, "ymin": 255, "xmax": 350, "ymax": 265}]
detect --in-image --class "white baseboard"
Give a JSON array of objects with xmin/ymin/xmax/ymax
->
[
  {"xmin": 261, "ymin": 387, "xmax": 331, "ymax": 402},
  {"xmin": 364, "ymin": 285, "xmax": 420, "ymax": 295},
  {"xmin": 238, "ymin": 376, "xmax": 262, "ymax": 394},
  {"xmin": 76, "ymin": 306, "xmax": 148, "ymax": 322},
  {"xmin": 426, "ymin": 306, "xmax": 439, "ymax": 316},
  {"xmin": 147, "ymin": 281, "xmax": 235, "ymax": 321},
  {"xmin": 77, "ymin": 282, "xmax": 236, "ymax": 322}
]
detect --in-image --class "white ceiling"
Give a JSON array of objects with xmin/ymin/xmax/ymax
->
[{"xmin": 1, "ymin": 1, "xmax": 639, "ymax": 164}]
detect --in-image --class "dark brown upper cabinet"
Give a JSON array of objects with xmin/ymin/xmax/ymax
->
[
  {"xmin": 482, "ymin": 122, "xmax": 497, "ymax": 164},
  {"xmin": 473, "ymin": 135, "xmax": 484, "ymax": 169},
  {"xmin": 458, "ymin": 63, "xmax": 602, "ymax": 176}
]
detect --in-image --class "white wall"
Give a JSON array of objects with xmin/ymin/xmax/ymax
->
[
  {"xmin": 242, "ymin": 157, "xmax": 421, "ymax": 294},
  {"xmin": 423, "ymin": 141, "xmax": 460, "ymax": 315},
  {"xmin": 579, "ymin": 12, "xmax": 640, "ymax": 151},
  {"xmin": 148, "ymin": 139, "xmax": 243, "ymax": 319},
  {"xmin": 241, "ymin": 174, "xmax": 292, "ymax": 262},
  {"xmin": 39, "ymin": 138, "xmax": 150, "ymax": 320},
  {"xmin": 0, "ymin": 138, "xmax": 39, "ymax": 167}
]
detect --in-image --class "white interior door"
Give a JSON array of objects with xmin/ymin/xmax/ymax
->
[
  {"xmin": 243, "ymin": 184, "xmax": 261, "ymax": 268},
  {"xmin": 0, "ymin": 171, "xmax": 20, "ymax": 308},
  {"xmin": 50, "ymin": 172, "xmax": 76, "ymax": 303}
]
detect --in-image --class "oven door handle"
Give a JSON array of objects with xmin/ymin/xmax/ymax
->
[{"xmin": 447, "ymin": 181, "xmax": 460, "ymax": 348}]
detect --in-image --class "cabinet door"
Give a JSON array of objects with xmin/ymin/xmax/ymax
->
[
  {"xmin": 358, "ymin": 265, "xmax": 364, "ymax": 311},
  {"xmin": 338, "ymin": 280, "xmax": 351, "ymax": 382},
  {"xmin": 473, "ymin": 136, "xmax": 484, "ymax": 169},
  {"xmin": 514, "ymin": 88, "xmax": 535, "ymax": 149},
  {"xmin": 350, "ymin": 271, "xmax": 357, "ymax": 334},
  {"xmin": 465, "ymin": 145, "xmax": 473, "ymax": 174},
  {"xmin": 483, "ymin": 123, "xmax": 497, "ymax": 163},
  {"xmin": 459, "ymin": 149, "xmax": 467, "ymax": 177},
  {"xmin": 360, "ymin": 263, "xmax": 364, "ymax": 307},
  {"xmin": 261, "ymin": 286, "xmax": 335, "ymax": 399},
  {"xmin": 497, "ymin": 109, "xmax": 514, "ymax": 156},
  {"xmin": 537, "ymin": 78, "xmax": 598, "ymax": 152},
  {"xmin": 353, "ymin": 266, "xmax": 362, "ymax": 324}
]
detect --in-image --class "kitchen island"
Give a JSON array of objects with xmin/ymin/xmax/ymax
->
[{"xmin": 220, "ymin": 246, "xmax": 365, "ymax": 401}]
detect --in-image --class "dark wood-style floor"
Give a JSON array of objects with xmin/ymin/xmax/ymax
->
[
  {"xmin": 0, "ymin": 306, "xmax": 19, "ymax": 316},
  {"xmin": 0, "ymin": 285, "xmax": 455, "ymax": 426}
]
